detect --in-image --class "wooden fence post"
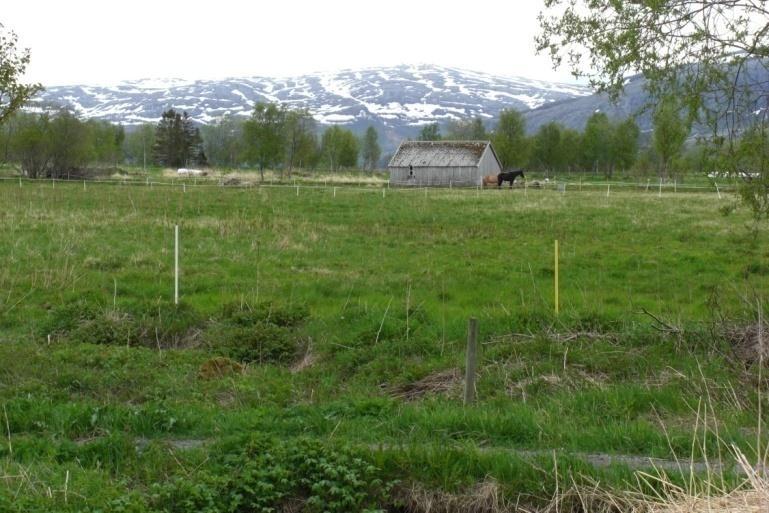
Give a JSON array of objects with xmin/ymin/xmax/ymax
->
[{"xmin": 464, "ymin": 318, "xmax": 479, "ymax": 405}]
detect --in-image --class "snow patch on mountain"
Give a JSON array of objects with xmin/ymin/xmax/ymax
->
[{"xmin": 32, "ymin": 64, "xmax": 591, "ymax": 143}]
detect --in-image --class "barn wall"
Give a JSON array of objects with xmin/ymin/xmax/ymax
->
[
  {"xmin": 478, "ymin": 146, "xmax": 502, "ymax": 175},
  {"xmin": 389, "ymin": 166, "xmax": 482, "ymax": 186}
]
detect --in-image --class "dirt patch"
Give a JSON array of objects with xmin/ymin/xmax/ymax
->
[
  {"xmin": 400, "ymin": 479, "xmax": 509, "ymax": 513},
  {"xmin": 198, "ymin": 356, "xmax": 244, "ymax": 380},
  {"xmin": 391, "ymin": 368, "xmax": 462, "ymax": 401},
  {"xmin": 721, "ymin": 322, "xmax": 769, "ymax": 364}
]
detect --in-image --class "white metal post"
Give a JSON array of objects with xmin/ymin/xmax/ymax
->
[{"xmin": 174, "ymin": 225, "xmax": 179, "ymax": 305}]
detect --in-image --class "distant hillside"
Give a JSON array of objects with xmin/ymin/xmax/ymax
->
[
  {"xmin": 32, "ymin": 65, "xmax": 591, "ymax": 151},
  {"xmin": 522, "ymin": 75, "xmax": 653, "ymax": 133},
  {"xmin": 523, "ymin": 59, "xmax": 769, "ymax": 135},
  {"xmin": 31, "ymin": 62, "xmax": 769, "ymax": 151}
]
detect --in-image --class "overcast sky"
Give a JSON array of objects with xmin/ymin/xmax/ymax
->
[{"xmin": 4, "ymin": 0, "xmax": 577, "ymax": 86}]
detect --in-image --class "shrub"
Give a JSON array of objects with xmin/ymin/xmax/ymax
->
[
  {"xmin": 208, "ymin": 302, "xmax": 309, "ymax": 364},
  {"xmin": 39, "ymin": 299, "xmax": 204, "ymax": 348},
  {"xmin": 220, "ymin": 301, "xmax": 309, "ymax": 328},
  {"xmin": 133, "ymin": 301, "xmax": 204, "ymax": 348},
  {"xmin": 67, "ymin": 310, "xmax": 139, "ymax": 346},
  {"xmin": 207, "ymin": 323, "xmax": 297, "ymax": 364},
  {"xmin": 38, "ymin": 298, "xmax": 101, "ymax": 339},
  {"xmin": 149, "ymin": 436, "xmax": 392, "ymax": 513}
]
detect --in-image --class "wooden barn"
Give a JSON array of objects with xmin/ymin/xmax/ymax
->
[{"xmin": 388, "ymin": 140, "xmax": 502, "ymax": 187}]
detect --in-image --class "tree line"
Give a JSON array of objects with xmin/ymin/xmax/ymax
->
[
  {"xmin": 0, "ymin": 99, "xmax": 758, "ymax": 182},
  {"xmin": 0, "ymin": 102, "xmax": 384, "ymax": 178},
  {"xmin": 0, "ymin": 110, "xmax": 124, "ymax": 178},
  {"xmin": 416, "ymin": 104, "xmax": 703, "ymax": 179},
  {"xmin": 180, "ymin": 102, "xmax": 381, "ymax": 177}
]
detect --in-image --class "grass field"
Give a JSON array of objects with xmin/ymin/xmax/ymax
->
[{"xmin": 1, "ymin": 177, "xmax": 768, "ymax": 512}]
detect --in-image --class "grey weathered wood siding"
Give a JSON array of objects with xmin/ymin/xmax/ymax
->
[
  {"xmin": 389, "ymin": 166, "xmax": 481, "ymax": 186},
  {"xmin": 478, "ymin": 146, "xmax": 502, "ymax": 176},
  {"xmin": 387, "ymin": 141, "xmax": 503, "ymax": 187}
]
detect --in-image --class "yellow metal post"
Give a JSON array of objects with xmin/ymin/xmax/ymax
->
[{"xmin": 554, "ymin": 240, "xmax": 559, "ymax": 316}]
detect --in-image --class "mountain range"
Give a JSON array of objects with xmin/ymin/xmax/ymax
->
[
  {"xmin": 31, "ymin": 63, "xmax": 769, "ymax": 153},
  {"xmin": 31, "ymin": 65, "xmax": 592, "ymax": 150}
]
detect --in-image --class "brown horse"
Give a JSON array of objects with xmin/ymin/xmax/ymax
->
[{"xmin": 482, "ymin": 175, "xmax": 498, "ymax": 187}]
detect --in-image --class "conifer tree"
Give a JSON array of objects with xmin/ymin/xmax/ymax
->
[
  {"xmin": 361, "ymin": 126, "xmax": 381, "ymax": 171},
  {"xmin": 153, "ymin": 109, "xmax": 206, "ymax": 168}
]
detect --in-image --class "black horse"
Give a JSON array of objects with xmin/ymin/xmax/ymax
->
[{"xmin": 498, "ymin": 169, "xmax": 525, "ymax": 188}]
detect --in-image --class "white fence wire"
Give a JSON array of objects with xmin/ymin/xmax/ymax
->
[{"xmin": 0, "ymin": 175, "xmax": 740, "ymax": 194}]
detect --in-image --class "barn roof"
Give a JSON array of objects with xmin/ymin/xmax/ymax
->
[{"xmin": 388, "ymin": 140, "xmax": 497, "ymax": 168}]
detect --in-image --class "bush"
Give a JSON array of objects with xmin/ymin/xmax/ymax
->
[
  {"xmin": 220, "ymin": 301, "xmax": 309, "ymax": 328},
  {"xmin": 39, "ymin": 298, "xmax": 306, "ymax": 361},
  {"xmin": 38, "ymin": 298, "xmax": 101, "ymax": 339},
  {"xmin": 149, "ymin": 436, "xmax": 392, "ymax": 513},
  {"xmin": 208, "ymin": 302, "xmax": 309, "ymax": 364},
  {"xmin": 39, "ymin": 299, "xmax": 204, "ymax": 348},
  {"xmin": 133, "ymin": 301, "xmax": 204, "ymax": 348},
  {"xmin": 67, "ymin": 311, "xmax": 139, "ymax": 346},
  {"xmin": 207, "ymin": 323, "xmax": 297, "ymax": 364}
]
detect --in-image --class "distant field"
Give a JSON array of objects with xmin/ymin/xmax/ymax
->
[{"xmin": 1, "ymin": 179, "xmax": 767, "ymax": 511}]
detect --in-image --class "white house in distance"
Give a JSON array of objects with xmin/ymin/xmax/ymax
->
[{"xmin": 387, "ymin": 140, "xmax": 502, "ymax": 187}]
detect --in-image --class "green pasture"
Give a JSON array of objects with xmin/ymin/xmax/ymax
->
[{"xmin": 0, "ymin": 178, "xmax": 767, "ymax": 511}]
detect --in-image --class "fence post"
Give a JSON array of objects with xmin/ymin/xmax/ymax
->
[
  {"xmin": 554, "ymin": 239, "xmax": 560, "ymax": 316},
  {"xmin": 464, "ymin": 318, "xmax": 479, "ymax": 405},
  {"xmin": 174, "ymin": 225, "xmax": 180, "ymax": 305},
  {"xmin": 715, "ymin": 182, "xmax": 721, "ymax": 200}
]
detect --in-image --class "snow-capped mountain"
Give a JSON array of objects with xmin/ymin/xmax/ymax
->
[{"xmin": 33, "ymin": 65, "xmax": 590, "ymax": 147}]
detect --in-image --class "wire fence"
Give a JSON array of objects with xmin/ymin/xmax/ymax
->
[{"xmin": 0, "ymin": 174, "xmax": 740, "ymax": 195}]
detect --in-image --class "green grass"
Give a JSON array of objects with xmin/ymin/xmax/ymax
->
[{"xmin": 0, "ymin": 179, "xmax": 767, "ymax": 511}]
